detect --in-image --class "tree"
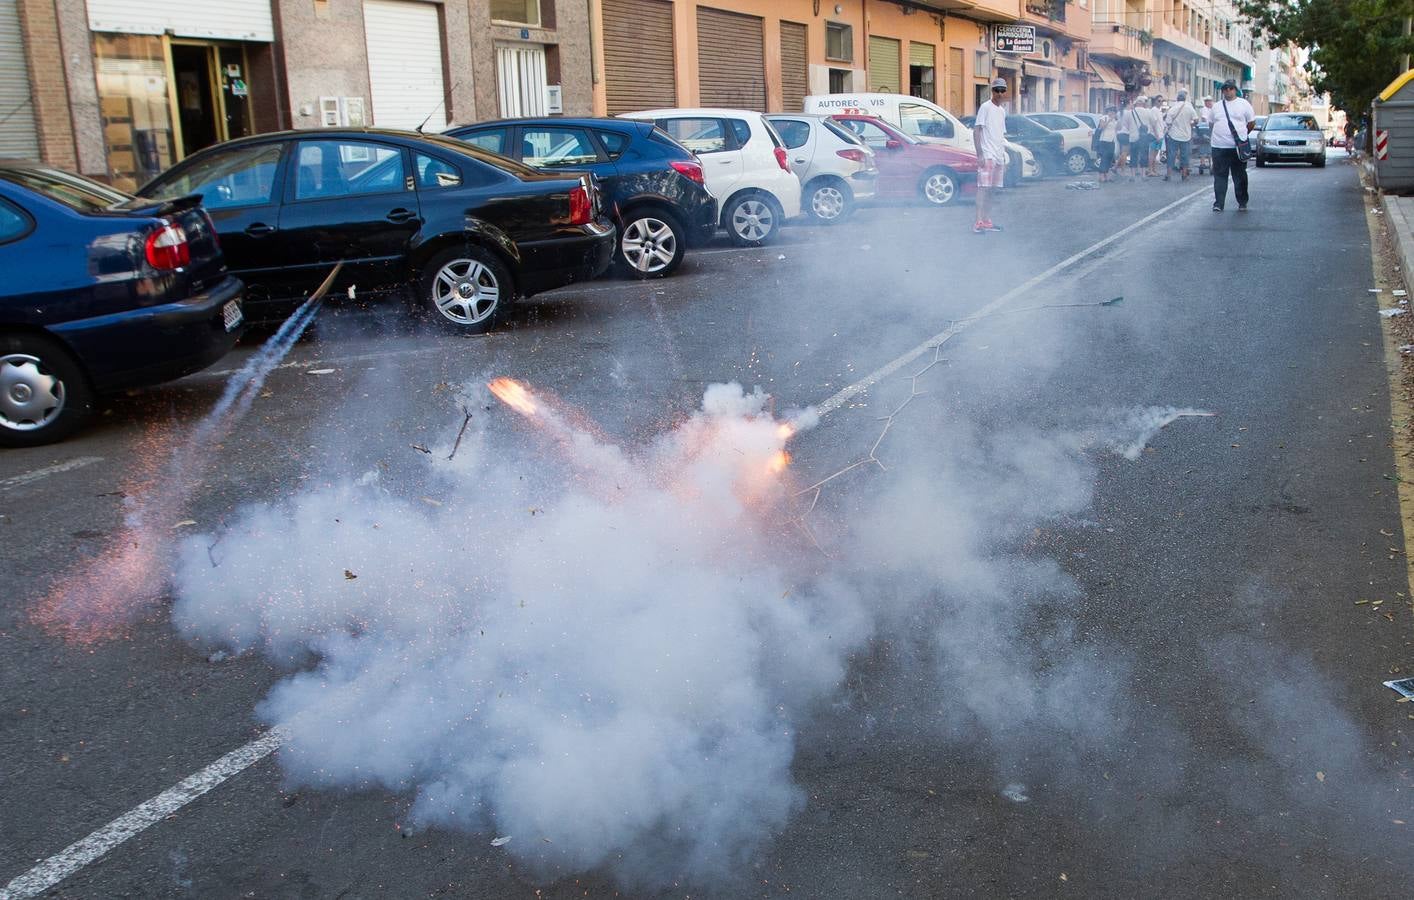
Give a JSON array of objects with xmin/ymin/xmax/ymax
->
[{"xmin": 1238, "ymin": 0, "xmax": 1414, "ymax": 115}]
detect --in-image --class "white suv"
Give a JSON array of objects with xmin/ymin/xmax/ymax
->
[
  {"xmin": 765, "ymin": 113, "xmax": 877, "ymax": 223},
  {"xmin": 621, "ymin": 108, "xmax": 802, "ymax": 246},
  {"xmin": 1024, "ymin": 113, "xmax": 1095, "ymax": 175}
]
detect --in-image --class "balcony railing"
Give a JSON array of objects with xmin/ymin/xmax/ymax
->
[
  {"xmin": 1026, "ymin": 0, "xmax": 1065, "ymax": 22},
  {"xmin": 1089, "ymin": 21, "xmax": 1153, "ymax": 64}
]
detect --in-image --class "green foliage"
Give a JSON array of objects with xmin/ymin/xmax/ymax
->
[{"xmin": 1238, "ymin": 0, "xmax": 1414, "ymax": 114}]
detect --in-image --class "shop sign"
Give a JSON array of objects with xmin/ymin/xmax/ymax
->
[{"xmin": 995, "ymin": 24, "xmax": 1036, "ymax": 54}]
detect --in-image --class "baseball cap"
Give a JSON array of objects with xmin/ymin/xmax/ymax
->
[
  {"xmin": 991, "ymin": 78, "xmax": 1007, "ymax": 91},
  {"xmin": 1221, "ymin": 79, "xmax": 1239, "ymax": 90},
  {"xmin": 1202, "ymin": 95, "xmax": 1212, "ymax": 101}
]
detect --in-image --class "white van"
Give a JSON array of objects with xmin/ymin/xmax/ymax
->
[{"xmin": 804, "ymin": 93, "xmax": 1040, "ymax": 180}]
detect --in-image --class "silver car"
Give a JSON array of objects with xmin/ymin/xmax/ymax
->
[
  {"xmin": 1254, "ymin": 112, "xmax": 1327, "ymax": 168},
  {"xmin": 765, "ymin": 113, "xmax": 878, "ymax": 224}
]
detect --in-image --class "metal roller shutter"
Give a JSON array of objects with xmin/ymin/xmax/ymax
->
[
  {"xmin": 696, "ymin": 7, "xmax": 764, "ymax": 111},
  {"xmin": 602, "ymin": 0, "xmax": 675, "ymax": 115},
  {"xmin": 868, "ymin": 35, "xmax": 901, "ymax": 94},
  {"xmin": 909, "ymin": 41, "xmax": 934, "ymax": 69},
  {"xmin": 780, "ymin": 21, "xmax": 807, "ymax": 114},
  {"xmin": 0, "ymin": 0, "xmax": 39, "ymax": 160},
  {"xmin": 362, "ymin": 0, "xmax": 447, "ymax": 131}
]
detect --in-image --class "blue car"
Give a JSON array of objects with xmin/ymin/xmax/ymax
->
[
  {"xmin": 0, "ymin": 161, "xmax": 244, "ymax": 446},
  {"xmin": 444, "ymin": 117, "xmax": 717, "ymax": 278}
]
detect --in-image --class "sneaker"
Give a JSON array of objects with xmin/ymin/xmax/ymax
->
[
  {"xmin": 973, "ymin": 222, "xmax": 988, "ymax": 234},
  {"xmin": 1238, "ymin": 204, "xmax": 1248, "ymax": 211},
  {"xmin": 983, "ymin": 221, "xmax": 1003, "ymax": 232},
  {"xmin": 1212, "ymin": 203, "xmax": 1223, "ymax": 212}
]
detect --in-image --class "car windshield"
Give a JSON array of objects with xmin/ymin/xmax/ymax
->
[
  {"xmin": 897, "ymin": 104, "xmax": 955, "ymax": 140},
  {"xmin": 1265, "ymin": 114, "xmax": 1319, "ymax": 131},
  {"xmin": 2, "ymin": 166, "xmax": 130, "ymax": 212}
]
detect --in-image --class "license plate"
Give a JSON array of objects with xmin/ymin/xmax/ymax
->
[{"xmin": 222, "ymin": 300, "xmax": 243, "ymax": 332}]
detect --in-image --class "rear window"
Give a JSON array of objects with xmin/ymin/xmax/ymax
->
[
  {"xmin": 657, "ymin": 118, "xmax": 727, "ymax": 154},
  {"xmin": 2, "ymin": 166, "xmax": 129, "ymax": 212},
  {"xmin": 730, "ymin": 119, "xmax": 752, "ymax": 146},
  {"xmin": 0, "ymin": 197, "xmax": 32, "ymax": 242},
  {"xmin": 596, "ymin": 129, "xmax": 631, "ymax": 159},
  {"xmin": 822, "ymin": 118, "xmax": 865, "ymax": 145},
  {"xmin": 770, "ymin": 118, "xmax": 811, "ymax": 149}
]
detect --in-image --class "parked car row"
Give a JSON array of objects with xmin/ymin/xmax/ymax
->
[{"xmin": 0, "ymin": 96, "xmax": 1104, "ymax": 447}]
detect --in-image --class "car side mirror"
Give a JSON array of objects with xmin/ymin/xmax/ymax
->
[{"xmin": 886, "ymin": 139, "xmax": 902, "ymax": 150}]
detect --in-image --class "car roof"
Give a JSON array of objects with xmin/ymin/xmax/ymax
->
[
  {"xmin": 622, "ymin": 108, "xmax": 770, "ymax": 118},
  {"xmin": 444, "ymin": 116, "xmax": 649, "ymax": 131}
]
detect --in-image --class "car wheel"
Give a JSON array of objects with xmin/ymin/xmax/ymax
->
[
  {"xmin": 419, "ymin": 246, "xmax": 515, "ymax": 333},
  {"xmin": 1254, "ymin": 153, "xmax": 1266, "ymax": 167},
  {"xmin": 724, "ymin": 193, "xmax": 782, "ymax": 246},
  {"xmin": 0, "ymin": 333, "xmax": 93, "ymax": 447},
  {"xmin": 1313, "ymin": 154, "xmax": 1326, "ymax": 168},
  {"xmin": 805, "ymin": 178, "xmax": 853, "ymax": 224},
  {"xmin": 920, "ymin": 168, "xmax": 959, "ymax": 207},
  {"xmin": 617, "ymin": 209, "xmax": 685, "ymax": 278},
  {"xmin": 1065, "ymin": 148, "xmax": 1090, "ymax": 175}
]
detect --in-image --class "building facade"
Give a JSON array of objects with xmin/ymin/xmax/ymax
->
[{"xmin": 5, "ymin": 0, "xmax": 1274, "ymax": 186}]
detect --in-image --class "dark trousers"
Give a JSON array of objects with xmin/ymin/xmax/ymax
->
[{"xmin": 1212, "ymin": 148, "xmax": 1249, "ymax": 208}]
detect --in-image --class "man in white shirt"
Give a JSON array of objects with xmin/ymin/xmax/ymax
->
[
  {"xmin": 1144, "ymin": 97, "xmax": 1166, "ymax": 177},
  {"xmin": 1209, "ymin": 79, "xmax": 1255, "ymax": 211},
  {"xmin": 1201, "ymin": 96, "xmax": 1215, "ymax": 124},
  {"xmin": 972, "ymin": 78, "xmax": 1009, "ymax": 234},
  {"xmin": 1162, "ymin": 90, "xmax": 1199, "ymax": 181}
]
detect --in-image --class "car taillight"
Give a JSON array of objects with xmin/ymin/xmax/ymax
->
[
  {"xmin": 836, "ymin": 148, "xmax": 867, "ymax": 163},
  {"xmin": 569, "ymin": 185, "xmax": 593, "ymax": 225},
  {"xmin": 774, "ymin": 146, "xmax": 790, "ymax": 171},
  {"xmin": 144, "ymin": 220, "xmax": 190, "ymax": 271},
  {"xmin": 670, "ymin": 160, "xmax": 705, "ymax": 184}
]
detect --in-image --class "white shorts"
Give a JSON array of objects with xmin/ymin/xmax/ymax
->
[{"xmin": 978, "ymin": 158, "xmax": 1005, "ymax": 189}]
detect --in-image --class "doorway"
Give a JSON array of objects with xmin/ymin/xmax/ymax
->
[{"xmin": 169, "ymin": 41, "xmax": 252, "ymax": 159}]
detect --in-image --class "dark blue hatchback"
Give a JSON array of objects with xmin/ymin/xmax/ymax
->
[
  {"xmin": 0, "ymin": 161, "xmax": 244, "ymax": 447},
  {"xmin": 445, "ymin": 117, "xmax": 717, "ymax": 278}
]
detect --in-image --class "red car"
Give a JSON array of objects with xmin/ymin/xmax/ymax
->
[{"xmin": 829, "ymin": 113, "xmax": 977, "ymax": 207}]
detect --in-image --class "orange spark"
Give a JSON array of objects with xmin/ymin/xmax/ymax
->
[
  {"xmin": 769, "ymin": 450, "xmax": 792, "ymax": 474},
  {"xmin": 776, "ymin": 423, "xmax": 795, "ymax": 441},
  {"xmin": 489, "ymin": 377, "xmax": 538, "ymax": 416}
]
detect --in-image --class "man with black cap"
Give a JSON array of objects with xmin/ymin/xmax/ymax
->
[
  {"xmin": 1210, "ymin": 78, "xmax": 1255, "ymax": 211},
  {"xmin": 972, "ymin": 78, "xmax": 1009, "ymax": 233}
]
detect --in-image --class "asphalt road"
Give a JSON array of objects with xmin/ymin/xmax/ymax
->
[{"xmin": 4, "ymin": 154, "xmax": 1413, "ymax": 899}]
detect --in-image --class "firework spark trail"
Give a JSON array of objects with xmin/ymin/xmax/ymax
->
[{"xmin": 32, "ymin": 270, "xmax": 339, "ymax": 642}]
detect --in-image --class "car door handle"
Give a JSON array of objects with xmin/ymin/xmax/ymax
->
[
  {"xmin": 386, "ymin": 208, "xmax": 419, "ymax": 224},
  {"xmin": 793, "ymin": 157, "xmax": 807, "ymax": 163},
  {"xmin": 244, "ymin": 222, "xmax": 275, "ymax": 237}
]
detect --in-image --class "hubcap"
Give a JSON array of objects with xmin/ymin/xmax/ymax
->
[
  {"xmin": 811, "ymin": 186, "xmax": 845, "ymax": 220},
  {"xmin": 621, "ymin": 217, "xmax": 677, "ymax": 273},
  {"xmin": 0, "ymin": 353, "xmax": 64, "ymax": 432},
  {"xmin": 732, "ymin": 199, "xmax": 774, "ymax": 241},
  {"xmin": 1067, "ymin": 151, "xmax": 1088, "ymax": 174},
  {"xmin": 924, "ymin": 174, "xmax": 955, "ymax": 206},
  {"xmin": 432, "ymin": 258, "xmax": 500, "ymax": 325}
]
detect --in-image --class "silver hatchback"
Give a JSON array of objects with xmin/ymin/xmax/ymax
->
[{"xmin": 765, "ymin": 114, "xmax": 878, "ymax": 224}]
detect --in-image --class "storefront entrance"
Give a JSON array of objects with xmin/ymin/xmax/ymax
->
[{"xmin": 94, "ymin": 34, "xmax": 253, "ymax": 191}]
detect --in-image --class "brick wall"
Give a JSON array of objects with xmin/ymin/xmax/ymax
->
[{"xmin": 16, "ymin": 0, "xmax": 78, "ymax": 171}]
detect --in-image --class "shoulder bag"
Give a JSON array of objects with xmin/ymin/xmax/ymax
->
[{"xmin": 1222, "ymin": 98, "xmax": 1252, "ymax": 161}]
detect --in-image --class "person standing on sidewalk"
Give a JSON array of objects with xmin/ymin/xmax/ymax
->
[
  {"xmin": 973, "ymin": 78, "xmax": 1009, "ymax": 234},
  {"xmin": 1163, "ymin": 91, "xmax": 1199, "ymax": 181},
  {"xmin": 1210, "ymin": 79, "xmax": 1255, "ymax": 211}
]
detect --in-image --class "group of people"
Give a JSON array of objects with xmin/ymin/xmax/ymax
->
[{"xmin": 972, "ymin": 77, "xmax": 1257, "ymax": 233}]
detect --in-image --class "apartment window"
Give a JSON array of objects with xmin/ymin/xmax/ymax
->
[
  {"xmin": 829, "ymin": 68, "xmax": 850, "ymax": 92},
  {"xmin": 826, "ymin": 22, "xmax": 853, "ymax": 62},
  {"xmin": 491, "ymin": 0, "xmax": 540, "ymax": 27}
]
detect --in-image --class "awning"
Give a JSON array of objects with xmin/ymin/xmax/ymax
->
[
  {"xmin": 1023, "ymin": 61, "xmax": 1062, "ymax": 79},
  {"xmin": 1088, "ymin": 60, "xmax": 1125, "ymax": 91},
  {"xmin": 993, "ymin": 56, "xmax": 1020, "ymax": 71}
]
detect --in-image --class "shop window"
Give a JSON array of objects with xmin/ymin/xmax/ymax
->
[
  {"xmin": 828, "ymin": 69, "xmax": 850, "ymax": 93},
  {"xmin": 491, "ymin": 0, "xmax": 540, "ymax": 27},
  {"xmin": 93, "ymin": 33, "xmax": 175, "ymax": 193},
  {"xmin": 826, "ymin": 22, "xmax": 853, "ymax": 62}
]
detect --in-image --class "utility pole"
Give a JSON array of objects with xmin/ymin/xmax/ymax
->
[{"xmin": 1404, "ymin": 16, "xmax": 1411, "ymax": 73}]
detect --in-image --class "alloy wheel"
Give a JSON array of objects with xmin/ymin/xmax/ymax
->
[
  {"xmin": 0, "ymin": 353, "xmax": 64, "ymax": 434},
  {"xmin": 810, "ymin": 185, "xmax": 846, "ymax": 221},
  {"xmin": 923, "ymin": 172, "xmax": 956, "ymax": 206},
  {"xmin": 621, "ymin": 217, "xmax": 678, "ymax": 274},
  {"xmin": 731, "ymin": 199, "xmax": 775, "ymax": 242},
  {"xmin": 431, "ymin": 258, "xmax": 501, "ymax": 326}
]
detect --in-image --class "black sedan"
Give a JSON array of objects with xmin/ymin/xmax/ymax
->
[
  {"xmin": 444, "ymin": 117, "xmax": 717, "ymax": 278},
  {"xmin": 140, "ymin": 129, "xmax": 616, "ymax": 332},
  {"xmin": 0, "ymin": 161, "xmax": 244, "ymax": 447},
  {"xmin": 962, "ymin": 114, "xmax": 1067, "ymax": 176}
]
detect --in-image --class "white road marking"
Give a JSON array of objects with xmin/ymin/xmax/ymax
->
[
  {"xmin": 0, "ymin": 457, "xmax": 103, "ymax": 492},
  {"xmin": 813, "ymin": 187, "xmax": 1207, "ymax": 416},
  {"xmin": 0, "ymin": 188, "xmax": 1206, "ymax": 896},
  {"xmin": 0, "ymin": 728, "xmax": 288, "ymax": 900}
]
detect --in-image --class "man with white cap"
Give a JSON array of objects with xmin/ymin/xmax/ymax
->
[{"xmin": 972, "ymin": 77, "xmax": 1009, "ymax": 234}]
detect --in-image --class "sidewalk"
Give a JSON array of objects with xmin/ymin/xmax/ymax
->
[{"xmin": 1383, "ymin": 189, "xmax": 1414, "ymax": 286}]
